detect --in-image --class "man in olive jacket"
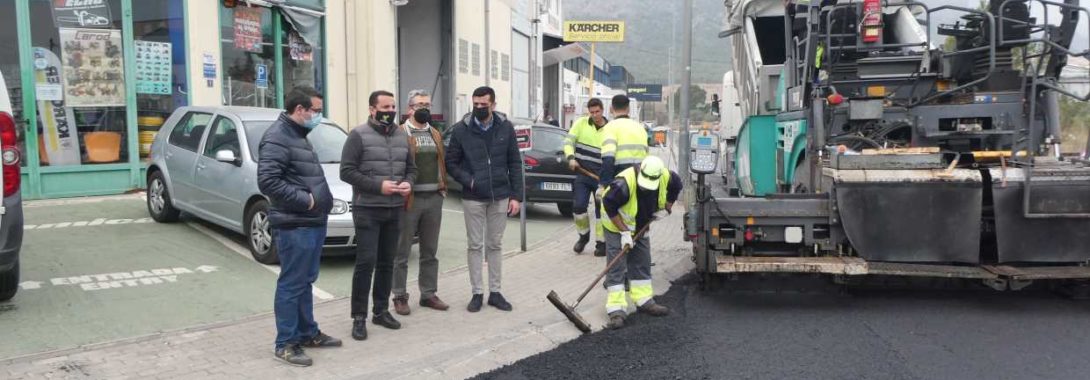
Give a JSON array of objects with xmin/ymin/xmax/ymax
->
[{"xmin": 340, "ymin": 90, "xmax": 416, "ymax": 341}]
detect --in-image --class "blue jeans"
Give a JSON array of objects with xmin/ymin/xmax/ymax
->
[{"xmin": 273, "ymin": 226, "xmax": 326, "ymax": 350}]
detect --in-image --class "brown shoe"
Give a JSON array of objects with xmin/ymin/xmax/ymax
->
[
  {"xmin": 393, "ymin": 295, "xmax": 411, "ymax": 316},
  {"xmin": 419, "ymin": 295, "xmax": 450, "ymax": 311},
  {"xmin": 637, "ymin": 302, "xmax": 670, "ymax": 317}
]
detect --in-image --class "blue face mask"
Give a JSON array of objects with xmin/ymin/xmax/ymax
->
[{"xmin": 303, "ymin": 111, "xmax": 321, "ymax": 129}]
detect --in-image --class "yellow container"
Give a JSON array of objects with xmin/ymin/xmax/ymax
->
[
  {"xmin": 138, "ymin": 116, "xmax": 165, "ymax": 128},
  {"xmin": 139, "ymin": 131, "xmax": 157, "ymax": 156}
]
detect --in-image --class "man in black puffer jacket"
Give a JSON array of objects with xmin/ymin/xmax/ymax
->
[
  {"xmin": 445, "ymin": 86, "xmax": 523, "ymax": 313},
  {"xmin": 257, "ymin": 86, "xmax": 341, "ymax": 367}
]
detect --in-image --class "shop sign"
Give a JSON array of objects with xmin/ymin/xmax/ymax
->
[
  {"xmin": 515, "ymin": 124, "xmax": 532, "ymax": 152},
  {"xmin": 59, "ymin": 28, "xmax": 125, "ymax": 107},
  {"xmin": 52, "ymin": 0, "xmax": 112, "ymax": 29},
  {"xmin": 289, "ymin": 31, "xmax": 313, "ymax": 62},
  {"xmin": 33, "ymin": 47, "xmax": 81, "ymax": 166},
  {"xmin": 255, "ymin": 64, "xmax": 268, "ymax": 89},
  {"xmin": 135, "ymin": 40, "xmax": 172, "ymax": 95},
  {"xmin": 627, "ymin": 84, "xmax": 663, "ymax": 102},
  {"xmin": 234, "ymin": 7, "xmax": 263, "ymax": 53},
  {"xmin": 202, "ymin": 53, "xmax": 216, "ymax": 87},
  {"xmin": 562, "ymin": 21, "xmax": 625, "ymax": 42}
]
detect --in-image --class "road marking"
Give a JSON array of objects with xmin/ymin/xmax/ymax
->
[
  {"xmin": 23, "ymin": 193, "xmax": 145, "ymax": 208},
  {"xmin": 21, "ymin": 266, "xmax": 221, "ymax": 292},
  {"xmin": 443, "ymin": 208, "xmax": 464, "ymax": 214},
  {"xmin": 24, "ymin": 217, "xmax": 154, "ymax": 230},
  {"xmin": 186, "ymin": 221, "xmax": 335, "ymax": 301}
]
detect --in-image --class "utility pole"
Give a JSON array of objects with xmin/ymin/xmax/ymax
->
[
  {"xmin": 679, "ymin": 0, "xmax": 692, "ymax": 170},
  {"xmin": 667, "ymin": 15, "xmax": 675, "ymax": 127}
]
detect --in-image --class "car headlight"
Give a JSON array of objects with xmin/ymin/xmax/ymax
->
[{"xmin": 332, "ymin": 199, "xmax": 349, "ymax": 215}]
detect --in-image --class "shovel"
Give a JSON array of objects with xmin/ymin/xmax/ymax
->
[{"xmin": 546, "ymin": 223, "xmax": 652, "ymax": 333}]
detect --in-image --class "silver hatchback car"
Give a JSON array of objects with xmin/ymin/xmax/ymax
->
[{"xmin": 145, "ymin": 106, "xmax": 354, "ymax": 264}]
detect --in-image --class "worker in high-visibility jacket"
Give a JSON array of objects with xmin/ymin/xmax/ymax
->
[
  {"xmin": 598, "ymin": 94, "xmax": 649, "ymax": 190},
  {"xmin": 599, "ymin": 156, "xmax": 682, "ymax": 329},
  {"xmin": 563, "ymin": 98, "xmax": 610, "ymax": 256}
]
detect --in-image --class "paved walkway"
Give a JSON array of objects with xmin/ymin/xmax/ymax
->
[{"xmin": 3, "ymin": 207, "xmax": 694, "ymax": 379}]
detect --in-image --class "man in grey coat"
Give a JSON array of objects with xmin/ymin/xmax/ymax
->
[{"xmin": 340, "ymin": 90, "xmax": 416, "ymax": 341}]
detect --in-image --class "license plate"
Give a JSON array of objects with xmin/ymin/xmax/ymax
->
[{"xmin": 541, "ymin": 182, "xmax": 572, "ymax": 192}]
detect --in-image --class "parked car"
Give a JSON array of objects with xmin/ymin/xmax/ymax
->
[
  {"xmin": 443, "ymin": 117, "xmax": 576, "ymax": 216},
  {"xmin": 146, "ymin": 106, "xmax": 353, "ymax": 264},
  {"xmin": 0, "ymin": 70, "xmax": 24, "ymax": 301}
]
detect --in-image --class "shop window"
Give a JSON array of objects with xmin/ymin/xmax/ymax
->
[
  {"xmin": 280, "ymin": 18, "xmax": 323, "ymax": 96},
  {"xmin": 220, "ymin": 5, "xmax": 277, "ymax": 108},
  {"xmin": 134, "ymin": 0, "xmax": 188, "ymax": 160},
  {"xmin": 29, "ymin": 0, "xmax": 128, "ymax": 166},
  {"xmin": 203, "ymin": 116, "xmax": 240, "ymax": 159},
  {"xmin": 0, "ymin": 0, "xmax": 26, "ymax": 167},
  {"xmin": 168, "ymin": 112, "xmax": 212, "ymax": 152}
]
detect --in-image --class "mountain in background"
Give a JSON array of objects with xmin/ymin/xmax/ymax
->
[{"xmin": 563, "ymin": 0, "xmax": 731, "ymax": 85}]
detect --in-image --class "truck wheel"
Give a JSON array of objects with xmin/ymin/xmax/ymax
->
[
  {"xmin": 0, "ymin": 260, "xmax": 18, "ymax": 301},
  {"xmin": 245, "ymin": 200, "xmax": 279, "ymax": 265},
  {"xmin": 147, "ymin": 171, "xmax": 181, "ymax": 222},
  {"xmin": 791, "ymin": 160, "xmax": 810, "ymax": 194},
  {"xmin": 557, "ymin": 203, "xmax": 574, "ymax": 217}
]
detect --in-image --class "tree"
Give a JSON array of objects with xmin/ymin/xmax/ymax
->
[{"xmin": 670, "ymin": 85, "xmax": 708, "ymax": 123}]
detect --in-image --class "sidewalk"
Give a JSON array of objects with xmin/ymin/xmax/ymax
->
[{"xmin": 3, "ymin": 209, "xmax": 694, "ymax": 379}]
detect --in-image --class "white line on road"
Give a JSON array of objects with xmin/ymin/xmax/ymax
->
[
  {"xmin": 186, "ymin": 221, "xmax": 336, "ymax": 301},
  {"xmin": 443, "ymin": 208, "xmax": 464, "ymax": 214}
]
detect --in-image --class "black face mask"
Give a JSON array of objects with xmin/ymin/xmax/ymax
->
[
  {"xmin": 413, "ymin": 108, "xmax": 431, "ymax": 124},
  {"xmin": 375, "ymin": 111, "xmax": 397, "ymax": 126},
  {"xmin": 473, "ymin": 106, "xmax": 491, "ymax": 121}
]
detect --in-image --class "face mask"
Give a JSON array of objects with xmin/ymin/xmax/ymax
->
[
  {"xmin": 375, "ymin": 111, "xmax": 397, "ymax": 126},
  {"xmin": 303, "ymin": 111, "xmax": 321, "ymax": 129},
  {"xmin": 473, "ymin": 106, "xmax": 491, "ymax": 121},
  {"xmin": 413, "ymin": 108, "xmax": 431, "ymax": 124}
]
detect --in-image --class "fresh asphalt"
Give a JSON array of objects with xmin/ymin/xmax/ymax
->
[{"xmin": 477, "ymin": 274, "xmax": 1090, "ymax": 379}]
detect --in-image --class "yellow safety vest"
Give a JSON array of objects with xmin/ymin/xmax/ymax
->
[
  {"xmin": 600, "ymin": 118, "xmax": 649, "ymax": 167},
  {"xmin": 601, "ymin": 167, "xmax": 670, "ymax": 233},
  {"xmin": 563, "ymin": 116, "xmax": 606, "ymax": 168}
]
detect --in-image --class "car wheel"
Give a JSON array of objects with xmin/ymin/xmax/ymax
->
[
  {"xmin": 0, "ymin": 260, "xmax": 18, "ymax": 302},
  {"xmin": 245, "ymin": 200, "xmax": 279, "ymax": 265},
  {"xmin": 557, "ymin": 202, "xmax": 574, "ymax": 217},
  {"xmin": 147, "ymin": 171, "xmax": 181, "ymax": 223}
]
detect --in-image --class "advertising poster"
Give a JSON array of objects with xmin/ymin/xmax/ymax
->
[
  {"xmin": 33, "ymin": 47, "xmax": 81, "ymax": 166},
  {"xmin": 234, "ymin": 7, "xmax": 263, "ymax": 53},
  {"xmin": 289, "ymin": 31, "xmax": 313, "ymax": 61},
  {"xmin": 52, "ymin": 0, "xmax": 112, "ymax": 28},
  {"xmin": 59, "ymin": 28, "xmax": 125, "ymax": 107},
  {"xmin": 135, "ymin": 40, "xmax": 172, "ymax": 95}
]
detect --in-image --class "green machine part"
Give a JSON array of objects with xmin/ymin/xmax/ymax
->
[
  {"xmin": 777, "ymin": 118, "xmax": 808, "ymax": 186},
  {"xmin": 734, "ymin": 115, "xmax": 779, "ymax": 196}
]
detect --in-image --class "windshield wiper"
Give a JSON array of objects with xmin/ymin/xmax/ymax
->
[{"xmin": 320, "ymin": 161, "xmax": 340, "ymax": 164}]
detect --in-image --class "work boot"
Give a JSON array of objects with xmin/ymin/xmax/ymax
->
[
  {"xmin": 593, "ymin": 241, "xmax": 606, "ymax": 257},
  {"xmin": 393, "ymin": 295, "xmax": 411, "ymax": 316},
  {"xmin": 487, "ymin": 292, "xmax": 513, "ymax": 311},
  {"xmin": 573, "ymin": 233, "xmax": 590, "ymax": 253},
  {"xmin": 467, "ymin": 294, "xmax": 484, "ymax": 312},
  {"xmin": 372, "ymin": 311, "xmax": 402, "ymax": 330},
  {"xmin": 301, "ymin": 331, "xmax": 342, "ymax": 348},
  {"xmin": 607, "ymin": 312, "xmax": 626, "ymax": 330},
  {"xmin": 351, "ymin": 316, "xmax": 367, "ymax": 341},
  {"xmin": 637, "ymin": 302, "xmax": 671, "ymax": 317},
  {"xmin": 274, "ymin": 344, "xmax": 312, "ymax": 367},
  {"xmin": 420, "ymin": 295, "xmax": 450, "ymax": 311}
]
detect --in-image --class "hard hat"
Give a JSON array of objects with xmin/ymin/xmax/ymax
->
[{"xmin": 637, "ymin": 156, "xmax": 666, "ymax": 190}]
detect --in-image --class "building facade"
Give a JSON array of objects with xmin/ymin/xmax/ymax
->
[{"xmin": 1, "ymin": 0, "xmax": 557, "ymax": 199}]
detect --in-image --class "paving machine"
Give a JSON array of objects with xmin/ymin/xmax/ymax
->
[{"xmin": 691, "ymin": 0, "xmax": 1090, "ymax": 291}]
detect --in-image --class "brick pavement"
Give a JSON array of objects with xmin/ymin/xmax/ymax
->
[{"xmin": 3, "ymin": 208, "xmax": 694, "ymax": 380}]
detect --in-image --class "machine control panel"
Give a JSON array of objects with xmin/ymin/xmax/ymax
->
[{"xmin": 689, "ymin": 132, "xmax": 720, "ymax": 174}]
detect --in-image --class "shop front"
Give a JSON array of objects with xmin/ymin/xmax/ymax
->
[{"xmin": 0, "ymin": 0, "xmax": 326, "ymax": 199}]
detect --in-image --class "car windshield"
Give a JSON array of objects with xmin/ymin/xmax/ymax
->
[{"xmin": 245, "ymin": 121, "xmax": 347, "ymax": 163}]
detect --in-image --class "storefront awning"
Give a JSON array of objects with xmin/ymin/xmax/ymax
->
[
  {"xmin": 543, "ymin": 42, "xmax": 587, "ymax": 66},
  {"xmin": 242, "ymin": 0, "xmax": 325, "ymax": 47}
]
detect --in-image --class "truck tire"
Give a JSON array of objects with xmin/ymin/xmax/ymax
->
[
  {"xmin": 791, "ymin": 160, "xmax": 810, "ymax": 194},
  {"xmin": 245, "ymin": 200, "xmax": 279, "ymax": 265},
  {"xmin": 0, "ymin": 260, "xmax": 18, "ymax": 301}
]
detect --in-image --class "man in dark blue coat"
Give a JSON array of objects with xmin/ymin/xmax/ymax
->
[
  {"xmin": 258, "ymin": 86, "xmax": 341, "ymax": 367},
  {"xmin": 445, "ymin": 86, "xmax": 523, "ymax": 313}
]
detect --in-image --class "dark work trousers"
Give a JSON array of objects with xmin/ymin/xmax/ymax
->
[{"xmin": 351, "ymin": 206, "xmax": 403, "ymax": 318}]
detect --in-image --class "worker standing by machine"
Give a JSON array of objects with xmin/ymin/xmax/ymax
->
[
  {"xmin": 598, "ymin": 94, "xmax": 649, "ymax": 189},
  {"xmin": 564, "ymin": 98, "xmax": 610, "ymax": 256},
  {"xmin": 600, "ymin": 156, "xmax": 682, "ymax": 329}
]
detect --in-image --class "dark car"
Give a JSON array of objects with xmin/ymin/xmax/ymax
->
[{"xmin": 443, "ymin": 118, "xmax": 576, "ymax": 216}]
